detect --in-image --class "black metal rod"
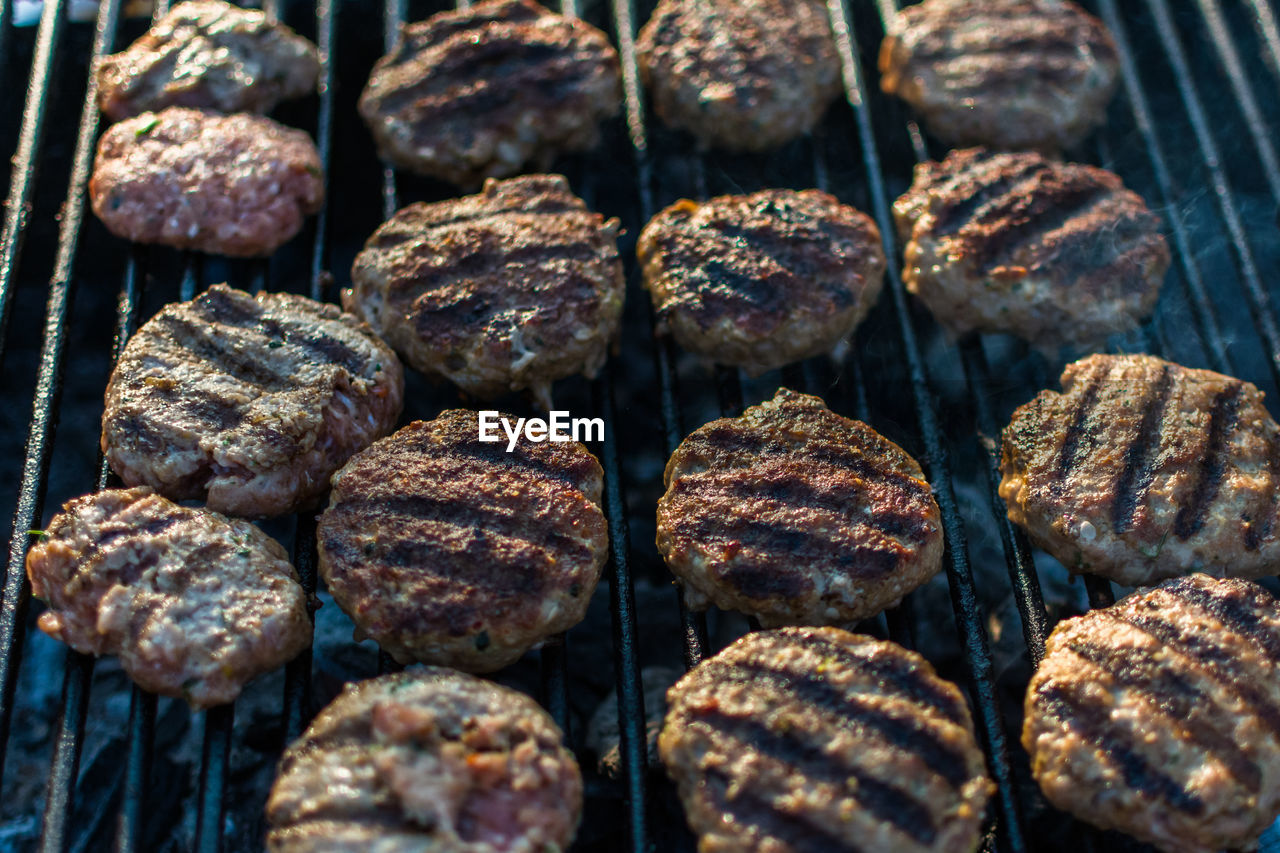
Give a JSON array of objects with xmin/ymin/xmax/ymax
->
[
  {"xmin": 284, "ymin": 512, "xmax": 318, "ymax": 744},
  {"xmin": 114, "ymin": 689, "xmax": 156, "ymax": 853},
  {"xmin": 194, "ymin": 704, "xmax": 233, "ymax": 853},
  {"xmin": 1246, "ymin": 0, "xmax": 1280, "ymax": 82},
  {"xmin": 38, "ymin": 650, "xmax": 93, "ymax": 853},
  {"xmin": 381, "ymin": 0, "xmax": 406, "ymax": 220},
  {"xmin": 309, "ymin": 0, "xmax": 338, "ymax": 301}
]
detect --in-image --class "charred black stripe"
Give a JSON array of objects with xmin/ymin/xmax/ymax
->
[
  {"xmin": 1043, "ymin": 210, "xmax": 1163, "ymax": 284},
  {"xmin": 1050, "ymin": 372, "xmax": 1106, "ymax": 497},
  {"xmin": 1173, "ymin": 383, "xmax": 1244, "ymax": 541},
  {"xmin": 1034, "ymin": 682, "xmax": 1205, "ymax": 815},
  {"xmin": 435, "ymin": 438, "xmax": 595, "ymax": 491},
  {"xmin": 1067, "ymin": 640, "xmax": 1260, "ymax": 791},
  {"xmin": 971, "ymin": 180, "xmax": 1114, "ymax": 273},
  {"xmin": 256, "ymin": 317, "xmax": 367, "ymax": 375},
  {"xmin": 152, "ymin": 314, "xmax": 296, "ymax": 392},
  {"xmin": 931, "ymin": 157, "xmax": 1049, "ymax": 235},
  {"xmin": 701, "ymin": 767, "xmax": 865, "ymax": 853},
  {"xmin": 1166, "ymin": 582, "xmax": 1280, "ymax": 662},
  {"xmin": 705, "ymin": 660, "xmax": 972, "ymax": 786},
  {"xmin": 148, "ymin": 385, "xmax": 248, "ymax": 432},
  {"xmin": 1111, "ymin": 366, "xmax": 1173, "ymax": 534},
  {"xmin": 1244, "ymin": 437, "xmax": 1280, "ymax": 551},
  {"xmin": 691, "ymin": 708, "xmax": 937, "ymax": 844}
]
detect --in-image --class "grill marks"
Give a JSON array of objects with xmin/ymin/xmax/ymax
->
[
  {"xmin": 1174, "ymin": 383, "xmax": 1244, "ymax": 541},
  {"xmin": 1110, "ymin": 366, "xmax": 1174, "ymax": 534},
  {"xmin": 1049, "ymin": 371, "xmax": 1105, "ymax": 495},
  {"xmin": 702, "ymin": 770, "xmax": 864, "ymax": 853}
]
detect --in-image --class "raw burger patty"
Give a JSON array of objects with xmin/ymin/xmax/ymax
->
[
  {"xmin": 90, "ymin": 107, "xmax": 324, "ymax": 257},
  {"xmin": 103, "ymin": 284, "xmax": 403, "ymax": 519},
  {"xmin": 661, "ymin": 626, "xmax": 993, "ymax": 853},
  {"xmin": 316, "ymin": 409, "xmax": 608, "ymax": 672},
  {"xmin": 657, "ymin": 389, "xmax": 943, "ymax": 627},
  {"xmin": 26, "ymin": 487, "xmax": 310, "ymax": 708},
  {"xmin": 266, "ymin": 668, "xmax": 582, "ymax": 853}
]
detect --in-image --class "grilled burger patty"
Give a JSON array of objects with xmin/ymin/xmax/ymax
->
[
  {"xmin": 358, "ymin": 0, "xmax": 621, "ymax": 186},
  {"xmin": 346, "ymin": 174, "xmax": 624, "ymax": 410},
  {"xmin": 879, "ymin": 0, "xmax": 1119, "ymax": 151},
  {"xmin": 894, "ymin": 148, "xmax": 1168, "ymax": 348},
  {"xmin": 89, "ymin": 107, "xmax": 324, "ymax": 257},
  {"xmin": 103, "ymin": 284, "xmax": 403, "ymax": 519},
  {"xmin": 636, "ymin": 0, "xmax": 840, "ymax": 151},
  {"xmin": 1000, "ymin": 353, "xmax": 1280, "ymax": 586},
  {"xmin": 26, "ymin": 487, "xmax": 310, "ymax": 708},
  {"xmin": 661, "ymin": 627, "xmax": 993, "ymax": 853},
  {"xmin": 1024, "ymin": 574, "xmax": 1280, "ymax": 853},
  {"xmin": 267, "ymin": 668, "xmax": 582, "ymax": 853},
  {"xmin": 95, "ymin": 0, "xmax": 319, "ymax": 122},
  {"xmin": 657, "ymin": 389, "xmax": 943, "ymax": 627},
  {"xmin": 317, "ymin": 409, "xmax": 608, "ymax": 672},
  {"xmin": 637, "ymin": 189, "xmax": 885, "ymax": 374}
]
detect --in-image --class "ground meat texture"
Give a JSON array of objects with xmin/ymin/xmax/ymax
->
[
  {"xmin": 999, "ymin": 353, "xmax": 1280, "ymax": 587},
  {"xmin": 1024, "ymin": 575, "xmax": 1280, "ymax": 853},
  {"xmin": 316, "ymin": 409, "xmax": 608, "ymax": 672},
  {"xmin": 26, "ymin": 487, "xmax": 310, "ymax": 709},
  {"xmin": 894, "ymin": 148, "xmax": 1168, "ymax": 349},
  {"xmin": 95, "ymin": 0, "xmax": 319, "ymax": 122},
  {"xmin": 266, "ymin": 668, "xmax": 582, "ymax": 853},
  {"xmin": 89, "ymin": 107, "xmax": 323, "ymax": 257},
  {"xmin": 345, "ymin": 174, "xmax": 624, "ymax": 410},
  {"xmin": 102, "ymin": 284, "xmax": 403, "ymax": 519},
  {"xmin": 637, "ymin": 189, "xmax": 884, "ymax": 374},
  {"xmin": 358, "ymin": 0, "xmax": 621, "ymax": 187},
  {"xmin": 661, "ymin": 627, "xmax": 993, "ymax": 853},
  {"xmin": 636, "ymin": 0, "xmax": 840, "ymax": 151},
  {"xmin": 878, "ymin": 0, "xmax": 1119, "ymax": 152},
  {"xmin": 657, "ymin": 389, "xmax": 943, "ymax": 627}
]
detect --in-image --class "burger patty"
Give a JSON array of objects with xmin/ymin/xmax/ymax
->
[
  {"xmin": 878, "ymin": 0, "xmax": 1119, "ymax": 151},
  {"xmin": 894, "ymin": 148, "xmax": 1169, "ymax": 348},
  {"xmin": 1000, "ymin": 353, "xmax": 1280, "ymax": 586},
  {"xmin": 95, "ymin": 0, "xmax": 319, "ymax": 122},
  {"xmin": 657, "ymin": 389, "xmax": 943, "ymax": 627},
  {"xmin": 266, "ymin": 668, "xmax": 582, "ymax": 853},
  {"xmin": 90, "ymin": 107, "xmax": 324, "ymax": 257},
  {"xmin": 660, "ymin": 627, "xmax": 993, "ymax": 853},
  {"xmin": 636, "ymin": 0, "xmax": 841, "ymax": 151},
  {"xmin": 26, "ymin": 487, "xmax": 310, "ymax": 708},
  {"xmin": 346, "ymin": 174, "xmax": 624, "ymax": 410},
  {"xmin": 316, "ymin": 409, "xmax": 609, "ymax": 672},
  {"xmin": 1024, "ymin": 574, "xmax": 1280, "ymax": 853},
  {"xmin": 637, "ymin": 189, "xmax": 885, "ymax": 374},
  {"xmin": 358, "ymin": 0, "xmax": 621, "ymax": 186},
  {"xmin": 103, "ymin": 284, "xmax": 403, "ymax": 519}
]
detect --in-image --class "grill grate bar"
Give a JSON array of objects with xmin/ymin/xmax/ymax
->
[
  {"xmin": 0, "ymin": 0, "xmax": 67, "ymax": 363},
  {"xmin": 1247, "ymin": 0, "xmax": 1280, "ymax": 80},
  {"xmin": 195, "ymin": 704, "xmax": 233, "ymax": 853},
  {"xmin": 831, "ymin": 1, "xmax": 1027, "ymax": 850},
  {"xmin": 114, "ymin": 689, "xmax": 156, "ymax": 853},
  {"xmin": 381, "ymin": 0, "xmax": 406, "ymax": 220},
  {"xmin": 40, "ymin": 651, "xmax": 93, "ymax": 853}
]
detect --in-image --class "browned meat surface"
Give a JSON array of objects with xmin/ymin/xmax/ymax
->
[
  {"xmin": 103, "ymin": 285, "xmax": 403, "ymax": 519},
  {"xmin": 95, "ymin": 0, "xmax": 319, "ymax": 122},
  {"xmin": 657, "ymin": 389, "xmax": 943, "ymax": 627},
  {"xmin": 267, "ymin": 668, "xmax": 582, "ymax": 853},
  {"xmin": 89, "ymin": 108, "xmax": 324, "ymax": 257},
  {"xmin": 894, "ymin": 148, "xmax": 1168, "ymax": 348},
  {"xmin": 636, "ymin": 0, "xmax": 840, "ymax": 151},
  {"xmin": 346, "ymin": 174, "xmax": 623, "ymax": 410},
  {"xmin": 879, "ymin": 0, "xmax": 1119, "ymax": 151},
  {"xmin": 316, "ymin": 409, "xmax": 608, "ymax": 672},
  {"xmin": 1024, "ymin": 575, "xmax": 1280, "ymax": 853},
  {"xmin": 661, "ymin": 627, "xmax": 992, "ymax": 853},
  {"xmin": 26, "ymin": 487, "xmax": 310, "ymax": 709},
  {"xmin": 1000, "ymin": 354, "xmax": 1280, "ymax": 586},
  {"xmin": 637, "ymin": 189, "xmax": 885, "ymax": 374},
  {"xmin": 358, "ymin": 0, "xmax": 621, "ymax": 186}
]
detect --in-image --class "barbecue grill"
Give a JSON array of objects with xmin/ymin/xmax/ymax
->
[{"xmin": 1, "ymin": 0, "xmax": 1279, "ymax": 850}]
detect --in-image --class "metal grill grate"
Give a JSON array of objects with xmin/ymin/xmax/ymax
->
[{"xmin": 0, "ymin": 1, "xmax": 1278, "ymax": 851}]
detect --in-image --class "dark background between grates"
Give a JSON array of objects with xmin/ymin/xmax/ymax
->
[{"xmin": 1, "ymin": 0, "xmax": 1279, "ymax": 851}]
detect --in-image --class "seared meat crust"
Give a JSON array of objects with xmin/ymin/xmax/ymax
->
[
  {"xmin": 1024, "ymin": 575, "xmax": 1280, "ymax": 853},
  {"xmin": 636, "ymin": 0, "xmax": 840, "ymax": 151},
  {"xmin": 26, "ymin": 487, "xmax": 310, "ymax": 708},
  {"xmin": 267, "ymin": 668, "xmax": 582, "ymax": 853},
  {"xmin": 103, "ymin": 284, "xmax": 403, "ymax": 519},
  {"xmin": 1000, "ymin": 354, "xmax": 1280, "ymax": 586},
  {"xmin": 96, "ymin": 0, "xmax": 319, "ymax": 122},
  {"xmin": 895, "ymin": 148, "xmax": 1168, "ymax": 348},
  {"xmin": 660, "ymin": 627, "xmax": 992, "ymax": 853},
  {"xmin": 879, "ymin": 0, "xmax": 1119, "ymax": 151},
  {"xmin": 346, "ymin": 174, "xmax": 623, "ymax": 410},
  {"xmin": 637, "ymin": 189, "xmax": 885, "ymax": 374},
  {"xmin": 316, "ymin": 409, "xmax": 608, "ymax": 672},
  {"xmin": 89, "ymin": 108, "xmax": 324, "ymax": 257},
  {"xmin": 358, "ymin": 0, "xmax": 621, "ymax": 186},
  {"xmin": 657, "ymin": 389, "xmax": 943, "ymax": 627}
]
